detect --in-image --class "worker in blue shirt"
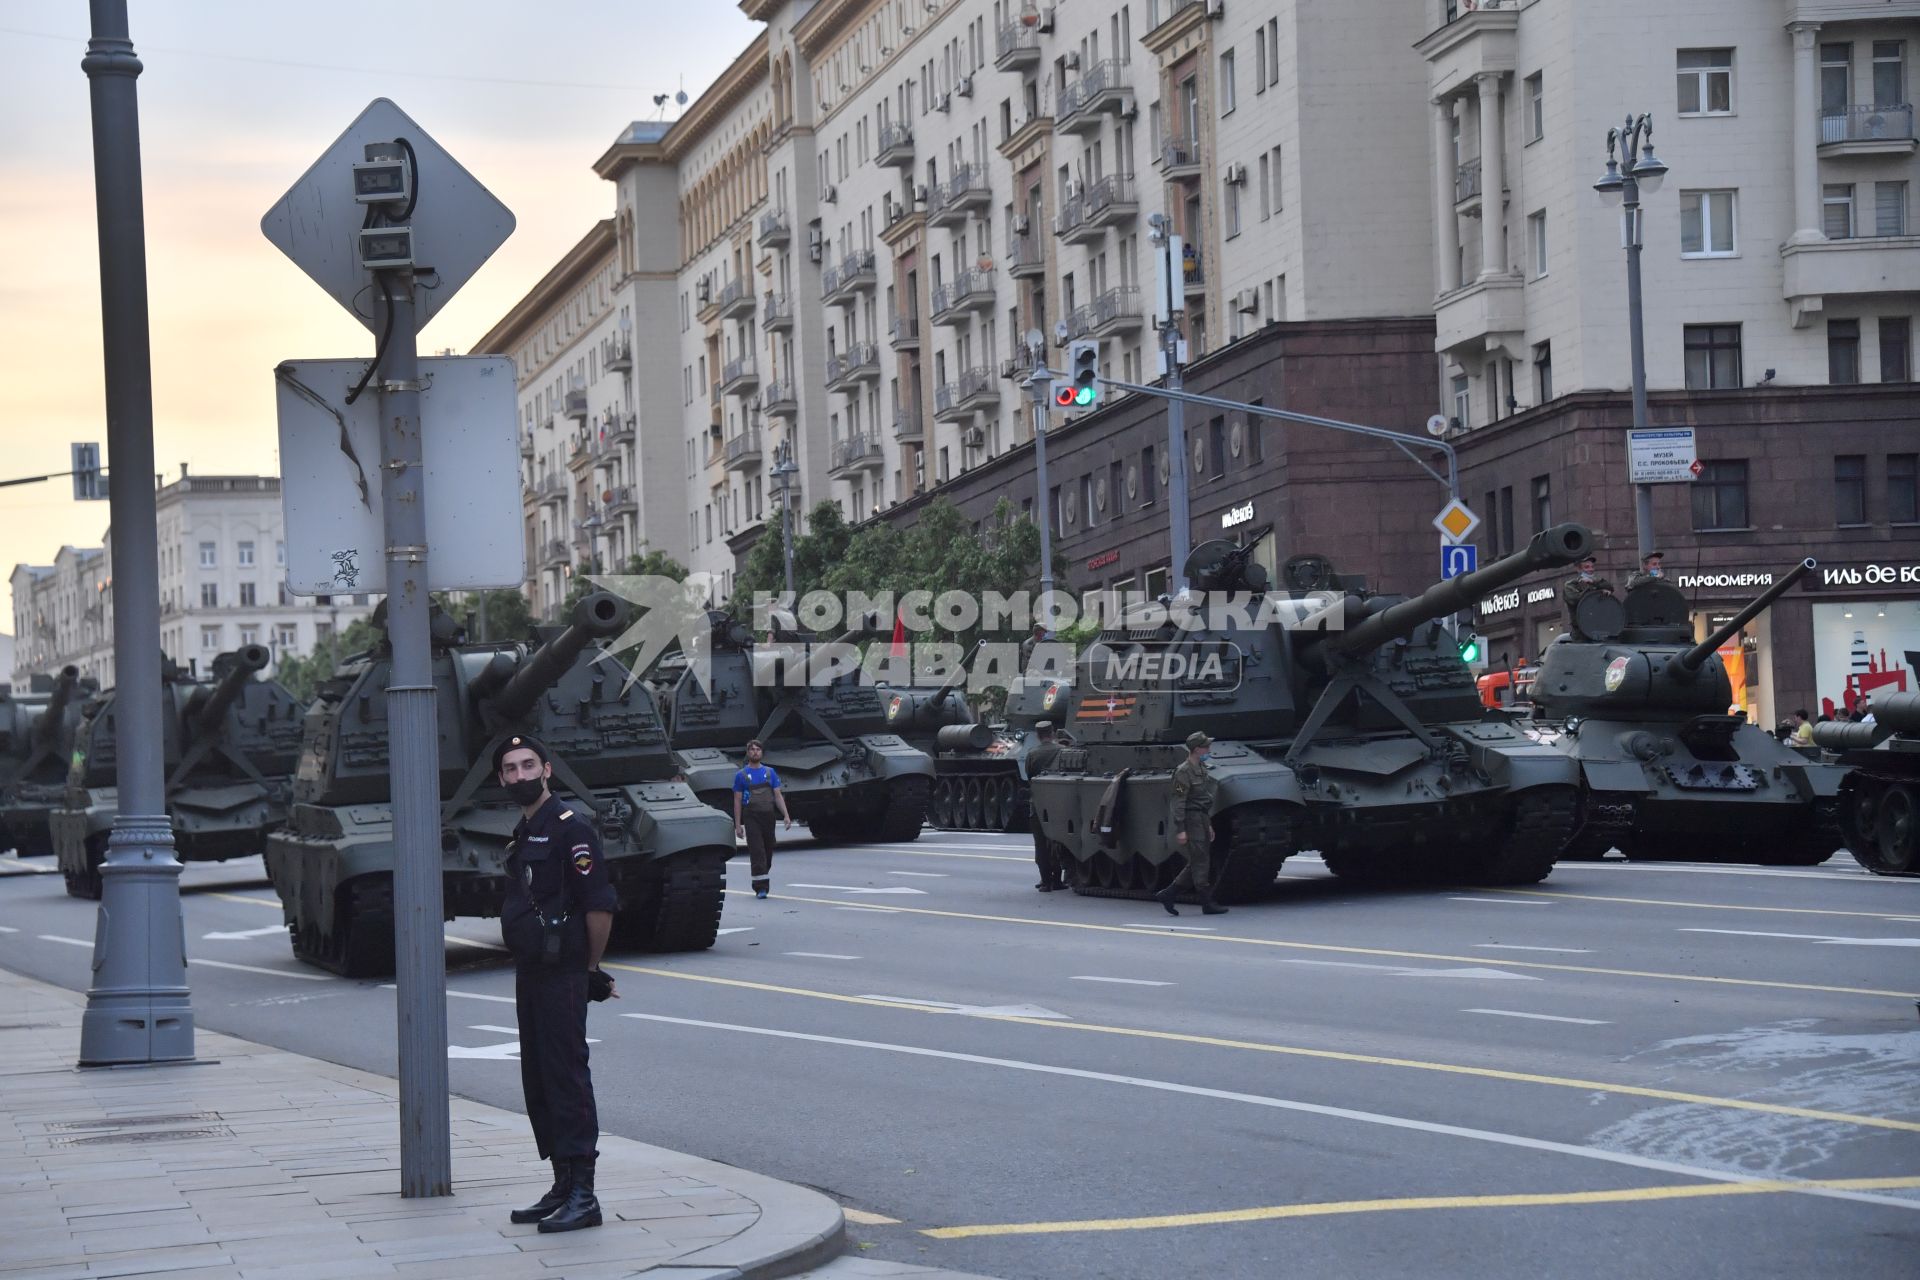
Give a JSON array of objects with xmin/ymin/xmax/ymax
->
[{"xmin": 732, "ymin": 739, "xmax": 792, "ymax": 898}]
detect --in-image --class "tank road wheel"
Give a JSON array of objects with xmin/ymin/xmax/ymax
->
[
  {"xmin": 334, "ymin": 876, "xmax": 397, "ymax": 978},
  {"xmin": 958, "ymin": 778, "xmax": 981, "ymax": 830},
  {"xmin": 1212, "ymin": 803, "xmax": 1296, "ymax": 904},
  {"xmin": 984, "ymin": 779, "xmax": 1007, "ymax": 832},
  {"xmin": 1457, "ymin": 787, "xmax": 1577, "ymax": 886},
  {"xmin": 807, "ymin": 813, "xmax": 849, "ymax": 844},
  {"xmin": 1842, "ymin": 779, "xmax": 1880, "ymax": 867},
  {"xmin": 1870, "ymin": 784, "xmax": 1918, "ymax": 877},
  {"xmin": 636, "ymin": 853, "xmax": 727, "ymax": 952},
  {"xmin": 931, "ymin": 779, "xmax": 955, "ymax": 829},
  {"xmin": 1091, "ymin": 853, "xmax": 1119, "ymax": 890},
  {"xmin": 63, "ymin": 833, "xmax": 108, "ymax": 901},
  {"xmin": 876, "ymin": 775, "xmax": 931, "ymax": 843},
  {"xmin": 1057, "ymin": 845, "xmax": 1092, "ymax": 894},
  {"xmin": 1004, "ymin": 781, "xmax": 1030, "ymax": 833}
]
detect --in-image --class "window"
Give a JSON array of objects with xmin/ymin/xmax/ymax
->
[
  {"xmin": 239, "ymin": 625, "xmax": 260, "ymax": 647},
  {"xmin": 1050, "ymin": 483, "xmax": 1063, "ymax": 536},
  {"xmin": 275, "ymin": 540, "xmax": 285, "ymax": 565},
  {"xmin": 1680, "ymin": 190, "xmax": 1737, "ymax": 256},
  {"xmin": 1451, "ymin": 374, "xmax": 1470, "ymax": 428},
  {"xmin": 1108, "ymin": 460, "xmax": 1124, "ymax": 520},
  {"xmin": 1208, "ymin": 416, "xmax": 1226, "ymax": 478},
  {"xmin": 1875, "ymin": 182, "xmax": 1908, "ymax": 237},
  {"xmin": 1254, "ymin": 27, "xmax": 1267, "ymax": 92},
  {"xmin": 200, "ymin": 582, "xmax": 218, "ymax": 608},
  {"xmin": 238, "ymin": 582, "xmax": 257, "ymax": 607},
  {"xmin": 1270, "ymin": 145, "xmax": 1283, "ymax": 212},
  {"xmin": 1873, "ymin": 40, "xmax": 1905, "ymax": 107},
  {"xmin": 1691, "ymin": 460, "xmax": 1750, "ymax": 530},
  {"xmin": 1834, "ymin": 455, "xmax": 1868, "ymax": 526},
  {"xmin": 1530, "ymin": 475, "xmax": 1551, "ymax": 534},
  {"xmin": 1219, "ymin": 50, "xmax": 1236, "ymax": 114},
  {"xmin": 1247, "ymin": 411, "xmax": 1263, "ymax": 463},
  {"xmin": 1828, "ymin": 319, "xmax": 1862, "ymax": 384},
  {"xmin": 1684, "ymin": 324, "xmax": 1743, "ymax": 389},
  {"xmin": 198, "ymin": 541, "xmax": 216, "ymax": 568},
  {"xmin": 1823, "ymin": 183, "xmax": 1855, "ymax": 239},
  {"xmin": 1890, "ymin": 454, "xmax": 1919, "ymax": 524},
  {"xmin": 1821, "ymin": 43, "xmax": 1851, "ymax": 117},
  {"xmin": 1533, "ymin": 340, "xmax": 1554, "ymax": 402},
  {"xmin": 1498, "ymin": 487, "xmax": 1515, "ymax": 557},
  {"xmin": 1140, "ymin": 446, "xmax": 1156, "ymax": 506},
  {"xmin": 237, "ymin": 541, "xmax": 255, "ymax": 567},
  {"xmin": 1080, "ymin": 474, "xmax": 1096, "ymax": 529},
  {"xmin": 275, "ymin": 624, "xmax": 298, "ymax": 650},
  {"xmin": 1267, "ymin": 19, "xmax": 1279, "ymax": 85},
  {"xmin": 1524, "ymin": 72, "xmax": 1543, "ymax": 141},
  {"xmin": 1481, "ymin": 490, "xmax": 1499, "ymax": 560},
  {"xmin": 1258, "ymin": 152, "xmax": 1271, "ymax": 220},
  {"xmin": 1528, "ymin": 210, "xmax": 1548, "ymax": 277},
  {"xmin": 1676, "ymin": 49, "xmax": 1733, "ymax": 115},
  {"xmin": 1223, "ymin": 177, "xmax": 1240, "ymax": 238},
  {"xmin": 1881, "ymin": 317, "xmax": 1912, "ymax": 382},
  {"xmin": 200, "ymin": 625, "xmax": 222, "ymax": 652}
]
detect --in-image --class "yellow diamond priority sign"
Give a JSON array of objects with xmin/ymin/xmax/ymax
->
[{"xmin": 1432, "ymin": 498, "xmax": 1480, "ymax": 544}]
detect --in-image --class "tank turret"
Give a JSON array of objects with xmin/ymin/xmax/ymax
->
[
  {"xmin": 475, "ymin": 592, "xmax": 629, "ymax": 727},
  {"xmin": 188, "ymin": 645, "xmax": 272, "ymax": 733},
  {"xmin": 883, "ymin": 640, "xmax": 984, "ymax": 736}
]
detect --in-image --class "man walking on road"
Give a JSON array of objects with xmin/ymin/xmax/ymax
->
[
  {"xmin": 733, "ymin": 739, "xmax": 791, "ymax": 898},
  {"xmin": 497, "ymin": 735, "xmax": 619, "ymax": 1233},
  {"xmin": 1026, "ymin": 721, "xmax": 1064, "ymax": 891},
  {"xmin": 1155, "ymin": 732, "xmax": 1227, "ymax": 916}
]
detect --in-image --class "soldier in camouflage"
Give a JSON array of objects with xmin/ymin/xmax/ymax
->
[{"xmin": 1154, "ymin": 732, "xmax": 1227, "ymax": 916}]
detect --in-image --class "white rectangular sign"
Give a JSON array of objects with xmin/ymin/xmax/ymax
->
[
  {"xmin": 274, "ymin": 356, "xmax": 525, "ymax": 593},
  {"xmin": 1628, "ymin": 427, "xmax": 1698, "ymax": 484}
]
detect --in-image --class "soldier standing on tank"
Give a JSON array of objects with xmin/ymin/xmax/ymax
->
[
  {"xmin": 1625, "ymin": 550, "xmax": 1665, "ymax": 591},
  {"xmin": 1559, "ymin": 554, "xmax": 1615, "ymax": 617},
  {"xmin": 497, "ymin": 735, "xmax": 618, "ymax": 1234},
  {"xmin": 732, "ymin": 739, "xmax": 791, "ymax": 899},
  {"xmin": 1155, "ymin": 732, "xmax": 1228, "ymax": 916},
  {"xmin": 1026, "ymin": 721, "xmax": 1064, "ymax": 891}
]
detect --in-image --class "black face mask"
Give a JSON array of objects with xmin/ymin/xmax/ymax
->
[{"xmin": 505, "ymin": 777, "xmax": 546, "ymax": 806}]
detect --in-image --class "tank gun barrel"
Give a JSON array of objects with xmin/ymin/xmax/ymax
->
[
  {"xmin": 32, "ymin": 665, "xmax": 81, "ymax": 748},
  {"xmin": 484, "ymin": 592, "xmax": 629, "ymax": 723},
  {"xmin": 1675, "ymin": 559, "xmax": 1816, "ymax": 675},
  {"xmin": 1869, "ymin": 691, "xmax": 1920, "ymax": 736},
  {"xmin": 192, "ymin": 646, "xmax": 271, "ymax": 732},
  {"xmin": 1323, "ymin": 523, "xmax": 1594, "ymax": 657},
  {"xmin": 1811, "ymin": 720, "xmax": 1890, "ymax": 751},
  {"xmin": 930, "ymin": 639, "xmax": 986, "ymax": 704},
  {"xmin": 798, "ymin": 612, "xmax": 885, "ymax": 685}
]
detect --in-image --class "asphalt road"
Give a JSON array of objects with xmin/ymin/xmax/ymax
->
[{"xmin": 3, "ymin": 837, "xmax": 1917, "ymax": 1280}]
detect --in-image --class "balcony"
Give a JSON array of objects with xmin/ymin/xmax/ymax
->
[
  {"xmin": 764, "ymin": 292, "xmax": 795, "ymax": 332},
  {"xmin": 725, "ymin": 428, "xmax": 764, "ymax": 472},
  {"xmin": 1008, "ymin": 232, "xmax": 1046, "ymax": 278},
  {"xmin": 1818, "ymin": 105, "xmax": 1917, "ymax": 158},
  {"xmin": 877, "ymin": 120, "xmax": 915, "ymax": 168},
  {"xmin": 1433, "ymin": 275, "xmax": 1526, "ymax": 356},
  {"xmin": 934, "ymin": 367, "xmax": 1000, "ymax": 422},
  {"xmin": 825, "ymin": 342, "xmax": 882, "ymax": 391},
  {"xmin": 928, "ymin": 163, "xmax": 992, "ymax": 227},
  {"xmin": 1181, "ymin": 248, "xmax": 1206, "ymax": 297},
  {"xmin": 720, "ymin": 355, "xmax": 759, "ymax": 396},
  {"xmin": 519, "ymin": 429, "xmax": 534, "ymax": 458},
  {"xmin": 829, "ymin": 432, "xmax": 885, "ymax": 476},
  {"xmin": 1081, "ymin": 172, "xmax": 1139, "ymax": 229},
  {"xmin": 1000, "ymin": 344, "xmax": 1039, "ymax": 381},
  {"xmin": 994, "ymin": 14, "xmax": 1044, "ymax": 70},
  {"xmin": 541, "ymin": 538, "xmax": 570, "ymax": 568},
  {"xmin": 566, "ymin": 433, "xmax": 602, "ymax": 472},
  {"xmin": 1055, "ymin": 193, "xmax": 1093, "ymax": 244},
  {"xmin": 1414, "ymin": 3, "xmax": 1519, "ymax": 102},
  {"xmin": 889, "ymin": 311, "xmax": 921, "ymax": 350},
  {"xmin": 822, "ymin": 247, "xmax": 878, "ymax": 303},
  {"xmin": 717, "ymin": 276, "xmax": 755, "ymax": 319},
  {"xmin": 608, "ymin": 413, "xmax": 636, "ymax": 444},
  {"xmin": 563, "ymin": 388, "xmax": 588, "ymax": 422},
  {"xmin": 1056, "ymin": 59, "xmax": 1133, "ymax": 135},
  {"xmin": 892, "ymin": 406, "xmax": 924, "ymax": 443},
  {"xmin": 534, "ymin": 473, "xmax": 566, "ymax": 508},
  {"xmin": 604, "ymin": 336, "xmax": 633, "ymax": 373},
  {"xmin": 762, "ymin": 378, "xmax": 799, "ymax": 419},
  {"xmin": 605, "ymin": 485, "xmax": 637, "ymax": 516},
  {"xmin": 1066, "ymin": 285, "xmax": 1145, "ymax": 339},
  {"xmin": 1782, "ymin": 235, "xmax": 1920, "ymax": 326},
  {"xmin": 758, "ymin": 207, "xmax": 791, "ymax": 247},
  {"xmin": 1160, "ymin": 134, "xmax": 1202, "ymax": 178},
  {"xmin": 931, "ymin": 268, "xmax": 996, "ymax": 326},
  {"xmin": 1454, "ymin": 156, "xmax": 1483, "ymax": 215}
]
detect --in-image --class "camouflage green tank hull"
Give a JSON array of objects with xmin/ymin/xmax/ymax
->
[
  {"xmin": 263, "ymin": 781, "xmax": 735, "ymax": 977},
  {"xmin": 0, "ymin": 782, "xmax": 65, "ymax": 857},
  {"xmin": 51, "ymin": 783, "xmax": 286, "ymax": 899},
  {"xmin": 677, "ymin": 735, "xmax": 933, "ymax": 845}
]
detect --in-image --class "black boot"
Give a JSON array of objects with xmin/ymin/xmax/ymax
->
[
  {"xmin": 1200, "ymin": 895, "xmax": 1229, "ymax": 916},
  {"xmin": 1154, "ymin": 885, "xmax": 1180, "ymax": 916},
  {"xmin": 510, "ymin": 1159, "xmax": 571, "ymax": 1224},
  {"xmin": 538, "ymin": 1154, "xmax": 603, "ymax": 1233}
]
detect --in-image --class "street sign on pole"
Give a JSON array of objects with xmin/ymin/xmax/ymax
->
[
  {"xmin": 1441, "ymin": 543, "xmax": 1478, "ymax": 580},
  {"xmin": 70, "ymin": 443, "xmax": 105, "ymax": 500},
  {"xmin": 1433, "ymin": 498, "xmax": 1481, "ymax": 544},
  {"xmin": 1628, "ymin": 427, "xmax": 1698, "ymax": 484}
]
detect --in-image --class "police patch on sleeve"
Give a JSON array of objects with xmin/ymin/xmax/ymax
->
[{"xmin": 572, "ymin": 845, "xmax": 594, "ymax": 875}]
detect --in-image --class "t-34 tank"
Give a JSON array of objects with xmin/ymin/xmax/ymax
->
[
  {"xmin": 1812, "ymin": 682, "xmax": 1920, "ymax": 876},
  {"xmin": 52, "ymin": 646, "xmax": 304, "ymax": 898},
  {"xmin": 665, "ymin": 611, "xmax": 934, "ymax": 842},
  {"xmin": 1534, "ymin": 559, "xmax": 1846, "ymax": 865},
  {"xmin": 265, "ymin": 593, "xmax": 735, "ymax": 977},
  {"xmin": 0, "ymin": 667, "xmax": 97, "ymax": 856},
  {"xmin": 1030, "ymin": 524, "xmax": 1595, "ymax": 901}
]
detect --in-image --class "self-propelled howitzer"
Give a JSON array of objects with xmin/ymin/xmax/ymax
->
[
  {"xmin": 263, "ymin": 593, "xmax": 735, "ymax": 976},
  {"xmin": 0, "ymin": 666, "xmax": 93, "ymax": 856},
  {"xmin": 1029, "ymin": 524, "xmax": 1595, "ymax": 902},
  {"xmin": 1813, "ymin": 684, "xmax": 1920, "ymax": 876}
]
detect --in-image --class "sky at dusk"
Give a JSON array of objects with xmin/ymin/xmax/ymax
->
[{"xmin": 0, "ymin": 1, "xmax": 758, "ymax": 624}]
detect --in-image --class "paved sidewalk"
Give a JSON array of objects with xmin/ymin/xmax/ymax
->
[{"xmin": 0, "ymin": 968, "xmax": 995, "ymax": 1280}]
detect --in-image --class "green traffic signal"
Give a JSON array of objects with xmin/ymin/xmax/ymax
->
[
  {"xmin": 1074, "ymin": 385, "xmax": 1096, "ymax": 406},
  {"xmin": 1458, "ymin": 636, "xmax": 1481, "ymax": 663}
]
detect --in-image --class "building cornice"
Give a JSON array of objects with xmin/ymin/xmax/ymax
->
[
  {"xmin": 998, "ymin": 116, "xmax": 1054, "ymax": 164},
  {"xmin": 738, "ymin": 0, "xmax": 780, "ymax": 21},
  {"xmin": 879, "ymin": 208, "xmax": 926, "ymax": 251},
  {"xmin": 792, "ymin": 0, "xmax": 877, "ymax": 58},
  {"xmin": 471, "ymin": 220, "xmax": 616, "ymax": 355},
  {"xmin": 1140, "ymin": 2, "xmax": 1213, "ymax": 56},
  {"xmin": 1413, "ymin": 8, "xmax": 1520, "ymax": 59},
  {"xmin": 661, "ymin": 32, "xmax": 772, "ymax": 162}
]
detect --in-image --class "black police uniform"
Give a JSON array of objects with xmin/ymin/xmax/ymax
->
[{"xmin": 501, "ymin": 795, "xmax": 618, "ymax": 1164}]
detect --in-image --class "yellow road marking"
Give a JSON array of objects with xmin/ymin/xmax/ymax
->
[
  {"xmin": 736, "ymin": 889, "xmax": 1920, "ymax": 1001},
  {"xmin": 602, "ymin": 964, "xmax": 1920, "ymax": 1135},
  {"xmin": 843, "ymin": 1208, "xmax": 901, "ymax": 1225},
  {"xmin": 1491, "ymin": 887, "xmax": 1920, "ymax": 920},
  {"xmin": 920, "ymin": 1175, "xmax": 1920, "ymax": 1238},
  {"xmin": 208, "ymin": 892, "xmax": 281, "ymax": 908}
]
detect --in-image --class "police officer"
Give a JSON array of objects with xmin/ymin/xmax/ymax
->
[
  {"xmin": 1625, "ymin": 550, "xmax": 1665, "ymax": 591},
  {"xmin": 732, "ymin": 739, "xmax": 791, "ymax": 898},
  {"xmin": 1154, "ymin": 732, "xmax": 1227, "ymax": 916},
  {"xmin": 1025, "ymin": 721, "xmax": 1064, "ymax": 891},
  {"xmin": 497, "ymin": 735, "xmax": 619, "ymax": 1234}
]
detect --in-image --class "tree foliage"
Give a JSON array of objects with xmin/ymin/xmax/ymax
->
[
  {"xmin": 273, "ymin": 615, "xmax": 378, "ymax": 703},
  {"xmin": 563, "ymin": 549, "xmax": 690, "ymax": 616}
]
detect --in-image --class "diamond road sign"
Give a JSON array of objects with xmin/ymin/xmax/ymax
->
[
  {"xmin": 260, "ymin": 98, "xmax": 514, "ymax": 333},
  {"xmin": 1433, "ymin": 498, "xmax": 1481, "ymax": 544}
]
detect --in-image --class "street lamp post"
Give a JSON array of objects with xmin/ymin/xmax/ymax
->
[
  {"xmin": 1593, "ymin": 114, "xmax": 1669, "ymax": 562},
  {"xmin": 771, "ymin": 443, "xmax": 798, "ymax": 597}
]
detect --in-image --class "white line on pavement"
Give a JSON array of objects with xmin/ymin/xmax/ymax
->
[
  {"xmin": 1570, "ymin": 862, "xmax": 1909, "ymax": 884},
  {"xmin": 445, "ymin": 935, "xmax": 509, "ymax": 951},
  {"xmin": 789, "ymin": 883, "xmax": 928, "ymax": 896},
  {"xmin": 1071, "ymin": 976, "xmax": 1174, "ymax": 987},
  {"xmin": 0, "ymin": 925, "xmax": 18, "ymax": 933},
  {"xmin": 717, "ymin": 927, "xmax": 756, "ymax": 935},
  {"xmin": 1463, "ymin": 1009, "xmax": 1611, "ymax": 1026},
  {"xmin": 189, "ymin": 957, "xmax": 331, "ymax": 981},
  {"xmin": 471, "ymin": 1025, "xmax": 520, "ymax": 1035},
  {"xmin": 859, "ymin": 995, "xmax": 1071, "ymax": 1020},
  {"xmin": 424, "ymin": 987, "xmax": 516, "ymax": 1004},
  {"xmin": 623, "ymin": 1012, "xmax": 1920, "ymax": 1215},
  {"xmin": 1448, "ymin": 896, "xmax": 1550, "ymax": 905},
  {"xmin": 832, "ymin": 905, "xmax": 901, "ymax": 914},
  {"xmin": 201, "ymin": 925, "xmax": 289, "ymax": 941},
  {"xmin": 1475, "ymin": 944, "xmax": 1594, "ymax": 954},
  {"xmin": 1680, "ymin": 928, "xmax": 1920, "ymax": 947},
  {"xmin": 1277, "ymin": 957, "xmax": 1539, "ymax": 981},
  {"xmin": 39, "ymin": 935, "xmax": 91, "ymax": 947},
  {"xmin": 888, "ymin": 871, "xmax": 949, "ymax": 878},
  {"xmin": 787, "ymin": 952, "xmax": 862, "ymax": 960},
  {"xmin": 1122, "ymin": 924, "xmax": 1217, "ymax": 933}
]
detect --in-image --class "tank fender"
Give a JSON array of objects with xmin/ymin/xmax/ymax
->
[
  {"xmin": 673, "ymin": 748, "xmax": 741, "ymax": 799},
  {"xmin": 1206, "ymin": 741, "xmax": 1306, "ymax": 808},
  {"xmin": 621, "ymin": 781, "xmax": 737, "ymax": 858},
  {"xmin": 1774, "ymin": 760, "xmax": 1848, "ymax": 802},
  {"xmin": 858, "ymin": 734, "xmax": 937, "ymax": 779},
  {"xmin": 1579, "ymin": 760, "xmax": 1654, "ymax": 793},
  {"xmin": 1493, "ymin": 748, "xmax": 1584, "ymax": 793}
]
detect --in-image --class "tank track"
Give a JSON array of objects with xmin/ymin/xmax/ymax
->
[
  {"xmin": 876, "ymin": 775, "xmax": 931, "ymax": 843},
  {"xmin": 1561, "ymin": 797, "xmax": 1635, "ymax": 861},
  {"xmin": 289, "ymin": 874, "xmax": 396, "ymax": 978},
  {"xmin": 633, "ymin": 853, "xmax": 726, "ymax": 952},
  {"xmin": 1062, "ymin": 802, "xmax": 1294, "ymax": 904},
  {"xmin": 1452, "ymin": 786, "xmax": 1576, "ymax": 886},
  {"xmin": 62, "ymin": 833, "xmax": 107, "ymax": 900},
  {"xmin": 1755, "ymin": 798, "xmax": 1843, "ymax": 867},
  {"xmin": 1840, "ymin": 776, "xmax": 1919, "ymax": 877},
  {"xmin": 930, "ymin": 773, "xmax": 1027, "ymax": 832}
]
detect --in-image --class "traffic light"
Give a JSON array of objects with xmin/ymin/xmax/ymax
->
[
  {"xmin": 1458, "ymin": 633, "xmax": 1482, "ymax": 664},
  {"xmin": 1054, "ymin": 340, "xmax": 1102, "ymax": 410}
]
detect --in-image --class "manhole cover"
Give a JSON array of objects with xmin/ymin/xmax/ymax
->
[
  {"xmin": 47, "ymin": 1112, "xmax": 223, "ymax": 1132},
  {"xmin": 50, "ymin": 1126, "xmax": 233, "ymax": 1147}
]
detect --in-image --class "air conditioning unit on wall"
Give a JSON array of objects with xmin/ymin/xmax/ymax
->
[{"xmin": 1234, "ymin": 288, "xmax": 1259, "ymax": 314}]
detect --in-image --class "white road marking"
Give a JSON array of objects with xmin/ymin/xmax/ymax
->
[
  {"xmin": 0, "ymin": 925, "xmax": 18, "ymax": 933},
  {"xmin": 423, "ymin": 987, "xmax": 516, "ymax": 1005},
  {"xmin": 717, "ymin": 927, "xmax": 756, "ymax": 935},
  {"xmin": 1681, "ymin": 928, "xmax": 1920, "ymax": 948},
  {"xmin": 860, "ymin": 995, "xmax": 1070, "ymax": 1020},
  {"xmin": 471, "ymin": 1024, "xmax": 520, "ymax": 1035},
  {"xmin": 201, "ymin": 925, "xmax": 289, "ymax": 941},
  {"xmin": 39, "ymin": 934, "xmax": 92, "ymax": 947},
  {"xmin": 1278, "ymin": 957, "xmax": 1539, "ymax": 982},
  {"xmin": 1464, "ymin": 1009, "xmax": 1611, "ymax": 1026},
  {"xmin": 1122, "ymin": 924, "xmax": 1217, "ymax": 933},
  {"xmin": 1573, "ymin": 862, "xmax": 1912, "ymax": 884},
  {"xmin": 0, "ymin": 860, "xmax": 57, "ymax": 875},
  {"xmin": 189, "ymin": 957, "xmax": 331, "ymax": 981},
  {"xmin": 789, "ymin": 883, "xmax": 928, "ymax": 896},
  {"xmin": 1448, "ymin": 896, "xmax": 1549, "ymax": 905},
  {"xmin": 833, "ymin": 905, "xmax": 901, "ymax": 914},
  {"xmin": 787, "ymin": 952, "xmax": 862, "ymax": 960},
  {"xmin": 1475, "ymin": 944, "xmax": 1594, "ymax": 954},
  {"xmin": 445, "ymin": 935, "xmax": 509, "ymax": 951},
  {"xmin": 1071, "ymin": 976, "xmax": 1174, "ymax": 987},
  {"xmin": 887, "ymin": 871, "xmax": 949, "ymax": 878},
  {"xmin": 623, "ymin": 1013, "xmax": 1920, "ymax": 1214}
]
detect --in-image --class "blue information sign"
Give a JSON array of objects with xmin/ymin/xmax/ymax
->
[{"xmin": 1441, "ymin": 543, "xmax": 1478, "ymax": 580}]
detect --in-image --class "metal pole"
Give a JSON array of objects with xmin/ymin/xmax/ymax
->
[
  {"xmin": 1623, "ymin": 170, "xmax": 1656, "ymax": 560},
  {"xmin": 378, "ymin": 274, "xmax": 451, "ymax": 1197},
  {"xmin": 78, "ymin": 0, "xmax": 194, "ymax": 1067},
  {"xmin": 778, "ymin": 454, "xmax": 796, "ymax": 597},
  {"xmin": 1030, "ymin": 376, "xmax": 1054, "ymax": 598},
  {"xmin": 1162, "ymin": 304, "xmax": 1191, "ymax": 595}
]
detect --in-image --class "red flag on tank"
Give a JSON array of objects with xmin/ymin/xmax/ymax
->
[{"xmin": 890, "ymin": 609, "xmax": 907, "ymax": 657}]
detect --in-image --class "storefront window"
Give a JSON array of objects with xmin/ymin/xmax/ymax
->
[{"xmin": 1811, "ymin": 600, "xmax": 1920, "ymax": 719}]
